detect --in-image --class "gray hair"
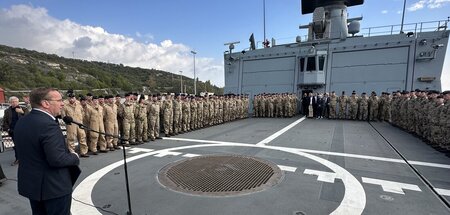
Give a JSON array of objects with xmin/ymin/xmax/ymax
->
[{"xmin": 8, "ymin": 96, "xmax": 19, "ymax": 103}]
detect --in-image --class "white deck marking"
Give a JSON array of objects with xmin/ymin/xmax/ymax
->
[
  {"xmin": 278, "ymin": 165, "xmax": 297, "ymax": 172},
  {"xmin": 162, "ymin": 137, "xmax": 450, "ymax": 169},
  {"xmin": 304, "ymin": 169, "xmax": 338, "ymax": 183},
  {"xmin": 163, "ymin": 137, "xmax": 243, "ymax": 145},
  {"xmin": 435, "ymin": 188, "xmax": 450, "ymax": 196},
  {"xmin": 256, "ymin": 116, "xmax": 306, "ymax": 146},
  {"xmin": 73, "ymin": 142, "xmax": 365, "ymax": 215},
  {"xmin": 362, "ymin": 177, "xmax": 422, "ymax": 194},
  {"xmin": 127, "ymin": 148, "xmax": 154, "ymax": 154},
  {"xmin": 153, "ymin": 151, "xmax": 182, "ymax": 157},
  {"xmin": 182, "ymin": 153, "xmax": 201, "ymax": 158}
]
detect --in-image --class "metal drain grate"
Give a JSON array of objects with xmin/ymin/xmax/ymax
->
[{"xmin": 158, "ymin": 154, "xmax": 283, "ymax": 196}]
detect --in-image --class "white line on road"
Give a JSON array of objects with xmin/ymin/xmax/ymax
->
[
  {"xmin": 304, "ymin": 169, "xmax": 338, "ymax": 183},
  {"xmin": 256, "ymin": 116, "xmax": 306, "ymax": 146},
  {"xmin": 435, "ymin": 188, "xmax": 450, "ymax": 196},
  {"xmin": 278, "ymin": 165, "xmax": 297, "ymax": 172},
  {"xmin": 362, "ymin": 177, "xmax": 422, "ymax": 194},
  {"xmin": 162, "ymin": 137, "xmax": 450, "ymax": 169}
]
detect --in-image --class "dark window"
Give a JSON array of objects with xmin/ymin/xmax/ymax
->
[
  {"xmin": 300, "ymin": 58, "xmax": 305, "ymax": 72},
  {"xmin": 319, "ymin": 56, "xmax": 325, "ymax": 71},
  {"xmin": 306, "ymin": 57, "xmax": 316, "ymax": 71}
]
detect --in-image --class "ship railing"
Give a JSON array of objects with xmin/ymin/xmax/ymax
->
[
  {"xmin": 272, "ymin": 19, "xmax": 448, "ymax": 45},
  {"xmin": 360, "ymin": 19, "xmax": 448, "ymax": 37}
]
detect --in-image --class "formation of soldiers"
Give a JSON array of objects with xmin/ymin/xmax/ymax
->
[
  {"xmin": 61, "ymin": 91, "xmax": 250, "ymax": 157},
  {"xmin": 390, "ymin": 90, "xmax": 450, "ymax": 152},
  {"xmin": 253, "ymin": 93, "xmax": 298, "ymax": 118},
  {"xmin": 303, "ymin": 90, "xmax": 450, "ymax": 152}
]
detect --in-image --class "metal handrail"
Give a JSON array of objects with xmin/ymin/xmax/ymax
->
[{"xmin": 277, "ymin": 19, "xmax": 448, "ymax": 44}]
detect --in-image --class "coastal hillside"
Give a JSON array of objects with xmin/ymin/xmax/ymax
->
[{"xmin": 0, "ymin": 44, "xmax": 223, "ymax": 96}]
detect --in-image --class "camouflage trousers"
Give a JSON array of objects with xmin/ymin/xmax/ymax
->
[
  {"xmin": 148, "ymin": 115, "xmax": 160, "ymax": 140},
  {"xmin": 104, "ymin": 121, "xmax": 119, "ymax": 148},
  {"xmin": 66, "ymin": 124, "xmax": 88, "ymax": 155},
  {"xmin": 329, "ymin": 104, "xmax": 337, "ymax": 119},
  {"xmin": 136, "ymin": 118, "xmax": 148, "ymax": 142},
  {"xmin": 123, "ymin": 119, "xmax": 136, "ymax": 144}
]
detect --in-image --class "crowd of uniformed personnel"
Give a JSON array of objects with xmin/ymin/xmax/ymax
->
[
  {"xmin": 60, "ymin": 91, "xmax": 250, "ymax": 157},
  {"xmin": 302, "ymin": 89, "xmax": 450, "ymax": 152},
  {"xmin": 253, "ymin": 93, "xmax": 298, "ymax": 118}
]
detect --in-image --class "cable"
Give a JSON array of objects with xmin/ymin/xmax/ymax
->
[
  {"xmin": 369, "ymin": 121, "xmax": 450, "ymax": 210},
  {"xmin": 71, "ymin": 197, "xmax": 119, "ymax": 215}
]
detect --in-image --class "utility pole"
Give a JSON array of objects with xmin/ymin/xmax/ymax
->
[
  {"xmin": 400, "ymin": 0, "xmax": 406, "ymax": 33},
  {"xmin": 191, "ymin": 51, "xmax": 197, "ymax": 95}
]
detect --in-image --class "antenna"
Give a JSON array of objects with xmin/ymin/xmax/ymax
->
[{"xmin": 224, "ymin": 41, "xmax": 240, "ymax": 54}]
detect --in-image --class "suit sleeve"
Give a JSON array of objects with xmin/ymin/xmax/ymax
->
[{"xmin": 41, "ymin": 122, "xmax": 80, "ymax": 167}]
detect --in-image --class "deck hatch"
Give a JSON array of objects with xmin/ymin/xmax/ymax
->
[{"xmin": 158, "ymin": 154, "xmax": 283, "ymax": 196}]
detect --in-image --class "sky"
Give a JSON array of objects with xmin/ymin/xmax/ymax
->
[{"xmin": 0, "ymin": 0, "xmax": 449, "ymax": 89}]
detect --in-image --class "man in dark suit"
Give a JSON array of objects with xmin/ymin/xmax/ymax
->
[
  {"xmin": 2, "ymin": 96, "xmax": 28, "ymax": 166},
  {"xmin": 14, "ymin": 88, "xmax": 80, "ymax": 215}
]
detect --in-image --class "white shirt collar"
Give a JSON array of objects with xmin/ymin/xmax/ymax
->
[{"xmin": 33, "ymin": 108, "xmax": 56, "ymax": 121}]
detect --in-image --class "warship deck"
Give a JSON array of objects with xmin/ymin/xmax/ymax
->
[{"xmin": 1, "ymin": 117, "xmax": 450, "ymax": 215}]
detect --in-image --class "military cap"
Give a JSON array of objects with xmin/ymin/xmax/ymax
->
[
  {"xmin": 442, "ymin": 91, "xmax": 450, "ymax": 95},
  {"xmin": 362, "ymin": 92, "xmax": 366, "ymax": 95},
  {"xmin": 437, "ymin": 95, "xmax": 443, "ymax": 99},
  {"xmin": 86, "ymin": 93, "xmax": 93, "ymax": 97},
  {"xmin": 79, "ymin": 96, "xmax": 86, "ymax": 101},
  {"xmin": 98, "ymin": 95, "xmax": 104, "ymax": 99},
  {"xmin": 67, "ymin": 93, "xmax": 75, "ymax": 98},
  {"xmin": 115, "ymin": 94, "xmax": 121, "ymax": 97},
  {"xmin": 93, "ymin": 96, "xmax": 98, "ymax": 99},
  {"xmin": 125, "ymin": 93, "xmax": 131, "ymax": 97}
]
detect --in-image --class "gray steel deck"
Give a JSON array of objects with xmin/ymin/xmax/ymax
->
[{"xmin": 1, "ymin": 117, "xmax": 449, "ymax": 214}]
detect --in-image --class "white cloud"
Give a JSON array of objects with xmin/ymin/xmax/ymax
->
[
  {"xmin": 397, "ymin": 10, "xmax": 403, "ymax": 14},
  {"xmin": 407, "ymin": 0, "xmax": 450, "ymax": 11},
  {"xmin": 428, "ymin": 0, "xmax": 450, "ymax": 9},
  {"xmin": 381, "ymin": 10, "xmax": 388, "ymax": 14},
  {"xmin": 0, "ymin": 5, "xmax": 224, "ymax": 87},
  {"xmin": 408, "ymin": 0, "xmax": 426, "ymax": 11}
]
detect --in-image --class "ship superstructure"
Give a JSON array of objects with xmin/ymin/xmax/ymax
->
[{"xmin": 224, "ymin": 0, "xmax": 449, "ymax": 99}]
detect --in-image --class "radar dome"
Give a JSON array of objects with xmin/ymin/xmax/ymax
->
[{"xmin": 348, "ymin": 20, "xmax": 360, "ymax": 36}]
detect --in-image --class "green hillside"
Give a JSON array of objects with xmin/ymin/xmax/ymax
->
[{"xmin": 0, "ymin": 44, "xmax": 223, "ymax": 97}]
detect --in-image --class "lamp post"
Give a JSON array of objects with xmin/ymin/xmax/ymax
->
[
  {"xmin": 191, "ymin": 50, "xmax": 197, "ymax": 95},
  {"xmin": 179, "ymin": 71, "xmax": 183, "ymax": 93}
]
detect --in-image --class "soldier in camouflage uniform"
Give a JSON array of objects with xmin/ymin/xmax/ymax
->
[
  {"xmin": 135, "ymin": 95, "xmax": 148, "ymax": 143},
  {"xmin": 115, "ymin": 95, "xmax": 123, "ymax": 137},
  {"xmin": 428, "ymin": 95, "xmax": 444, "ymax": 146},
  {"xmin": 383, "ymin": 92, "xmax": 392, "ymax": 123},
  {"xmin": 182, "ymin": 96, "xmax": 191, "ymax": 132},
  {"xmin": 358, "ymin": 92, "xmax": 369, "ymax": 121},
  {"xmin": 147, "ymin": 95, "xmax": 161, "ymax": 141},
  {"xmin": 329, "ymin": 91, "xmax": 338, "ymax": 119},
  {"xmin": 338, "ymin": 91, "xmax": 348, "ymax": 119},
  {"xmin": 348, "ymin": 91, "xmax": 358, "ymax": 120},
  {"xmin": 61, "ymin": 93, "xmax": 89, "ymax": 157},
  {"xmin": 441, "ymin": 91, "xmax": 450, "ymax": 150},
  {"xmin": 197, "ymin": 97, "xmax": 204, "ymax": 128},
  {"xmin": 190, "ymin": 96, "xmax": 197, "ymax": 130},
  {"xmin": 368, "ymin": 92, "xmax": 379, "ymax": 121},
  {"xmin": 162, "ymin": 94, "xmax": 174, "ymax": 137},
  {"xmin": 103, "ymin": 95, "xmax": 120, "ymax": 150},
  {"xmin": 119, "ymin": 94, "xmax": 136, "ymax": 145}
]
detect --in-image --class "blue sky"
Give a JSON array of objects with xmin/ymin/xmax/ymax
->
[{"xmin": 0, "ymin": 0, "xmax": 449, "ymax": 88}]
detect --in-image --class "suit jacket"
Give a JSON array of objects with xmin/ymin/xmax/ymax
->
[
  {"xmin": 15, "ymin": 110, "xmax": 80, "ymax": 201},
  {"xmin": 1, "ymin": 106, "xmax": 27, "ymax": 133}
]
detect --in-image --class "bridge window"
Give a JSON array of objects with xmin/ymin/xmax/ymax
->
[
  {"xmin": 306, "ymin": 57, "xmax": 316, "ymax": 71},
  {"xmin": 300, "ymin": 58, "xmax": 305, "ymax": 72},
  {"xmin": 319, "ymin": 56, "xmax": 325, "ymax": 71}
]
